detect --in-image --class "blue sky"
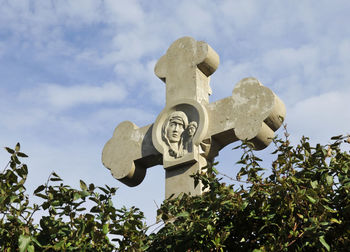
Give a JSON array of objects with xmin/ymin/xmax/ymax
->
[{"xmin": 1, "ymin": 0, "xmax": 350, "ymax": 225}]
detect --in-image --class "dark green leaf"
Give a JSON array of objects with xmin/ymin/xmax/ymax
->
[
  {"xmin": 52, "ymin": 172, "xmax": 60, "ymax": 177},
  {"xmin": 34, "ymin": 185, "xmax": 45, "ymax": 194},
  {"xmin": 331, "ymin": 135, "xmax": 343, "ymax": 140},
  {"xmin": 17, "ymin": 152, "xmax": 28, "ymax": 158},
  {"xmin": 98, "ymin": 186, "xmax": 109, "ymax": 194},
  {"xmin": 5, "ymin": 147, "xmax": 14, "ymax": 154},
  {"xmin": 35, "ymin": 193, "xmax": 48, "ymax": 199},
  {"xmin": 50, "ymin": 177, "xmax": 63, "ymax": 182}
]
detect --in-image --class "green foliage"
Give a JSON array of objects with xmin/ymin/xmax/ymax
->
[
  {"xmin": 1, "ymin": 132, "xmax": 350, "ymax": 251},
  {"xmin": 148, "ymin": 133, "xmax": 350, "ymax": 251},
  {"xmin": 0, "ymin": 143, "xmax": 147, "ymax": 251}
]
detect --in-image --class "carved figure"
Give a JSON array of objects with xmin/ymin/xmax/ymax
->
[
  {"xmin": 162, "ymin": 111, "xmax": 188, "ymax": 159},
  {"xmin": 188, "ymin": 121, "xmax": 197, "ymax": 137},
  {"xmin": 184, "ymin": 121, "xmax": 197, "ymax": 153}
]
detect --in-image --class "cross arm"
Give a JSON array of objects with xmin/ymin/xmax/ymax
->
[
  {"xmin": 102, "ymin": 121, "xmax": 162, "ymax": 187},
  {"xmin": 205, "ymin": 77, "xmax": 286, "ymax": 157}
]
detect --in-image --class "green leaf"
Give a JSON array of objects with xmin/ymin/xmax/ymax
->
[
  {"xmin": 30, "ymin": 237, "xmax": 41, "ymax": 247},
  {"xmin": 326, "ymin": 175, "xmax": 333, "ymax": 186},
  {"xmin": 19, "ymin": 235, "xmax": 31, "ymax": 252},
  {"xmin": 310, "ymin": 180, "xmax": 318, "ymax": 189},
  {"xmin": 319, "ymin": 236, "xmax": 330, "ymax": 251},
  {"xmin": 50, "ymin": 177, "xmax": 62, "ymax": 181},
  {"xmin": 35, "ymin": 193, "xmax": 48, "ymax": 200},
  {"xmin": 330, "ymin": 218, "xmax": 341, "ymax": 224},
  {"xmin": 297, "ymin": 213, "xmax": 303, "ymax": 219},
  {"xmin": 52, "ymin": 172, "xmax": 60, "ymax": 178},
  {"xmin": 91, "ymin": 206, "xmax": 100, "ymax": 213},
  {"xmin": 17, "ymin": 152, "xmax": 28, "ymax": 158},
  {"xmin": 27, "ymin": 245, "xmax": 35, "ymax": 252},
  {"xmin": 306, "ymin": 195, "xmax": 317, "ymax": 204},
  {"xmin": 89, "ymin": 183, "xmax": 95, "ymax": 191},
  {"xmin": 12, "ymin": 155, "xmax": 21, "ymax": 164},
  {"xmin": 80, "ymin": 180, "xmax": 87, "ymax": 191},
  {"xmin": 331, "ymin": 135, "xmax": 343, "ymax": 140},
  {"xmin": 98, "ymin": 186, "xmax": 110, "ymax": 194},
  {"xmin": 53, "ymin": 240, "xmax": 65, "ymax": 250},
  {"xmin": 103, "ymin": 223, "xmax": 109, "ymax": 234},
  {"xmin": 73, "ymin": 192, "xmax": 81, "ymax": 201},
  {"xmin": 241, "ymin": 201, "xmax": 248, "ymax": 210},
  {"xmin": 291, "ymin": 176, "xmax": 298, "ymax": 183},
  {"xmin": 34, "ymin": 185, "xmax": 46, "ymax": 194},
  {"xmin": 176, "ymin": 211, "xmax": 190, "ymax": 218},
  {"xmin": 15, "ymin": 142, "xmax": 21, "ymax": 152},
  {"xmin": 323, "ymin": 204, "xmax": 337, "ymax": 213},
  {"xmin": 5, "ymin": 147, "xmax": 15, "ymax": 154}
]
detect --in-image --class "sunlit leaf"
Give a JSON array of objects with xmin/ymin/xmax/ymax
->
[
  {"xmin": 176, "ymin": 211, "xmax": 189, "ymax": 218},
  {"xmin": 80, "ymin": 180, "xmax": 87, "ymax": 191},
  {"xmin": 19, "ymin": 235, "xmax": 31, "ymax": 252},
  {"xmin": 15, "ymin": 142, "xmax": 20, "ymax": 152},
  {"xmin": 319, "ymin": 236, "xmax": 330, "ymax": 251},
  {"xmin": 306, "ymin": 195, "xmax": 317, "ymax": 204},
  {"xmin": 310, "ymin": 180, "xmax": 318, "ymax": 189},
  {"xmin": 103, "ymin": 223, "xmax": 109, "ymax": 234}
]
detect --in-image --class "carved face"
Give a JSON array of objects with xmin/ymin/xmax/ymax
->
[
  {"xmin": 188, "ymin": 121, "xmax": 197, "ymax": 137},
  {"xmin": 166, "ymin": 118, "xmax": 185, "ymax": 143}
]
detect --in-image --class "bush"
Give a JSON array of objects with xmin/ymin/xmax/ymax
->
[
  {"xmin": 1, "ymin": 132, "xmax": 350, "ymax": 251},
  {"xmin": 150, "ymin": 133, "xmax": 350, "ymax": 251},
  {"xmin": 0, "ymin": 143, "xmax": 146, "ymax": 251}
]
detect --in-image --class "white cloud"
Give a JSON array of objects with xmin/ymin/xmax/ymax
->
[
  {"xmin": 210, "ymin": 60, "xmax": 254, "ymax": 101},
  {"xmin": 174, "ymin": 1, "xmax": 215, "ymax": 38},
  {"xmin": 92, "ymin": 107, "xmax": 158, "ymax": 132},
  {"xmin": 287, "ymin": 90, "xmax": 350, "ymax": 144},
  {"xmin": 217, "ymin": 0, "xmax": 259, "ymax": 29},
  {"xmin": 54, "ymin": 0, "xmax": 103, "ymax": 25},
  {"xmin": 19, "ymin": 82, "xmax": 127, "ymax": 110},
  {"xmin": 104, "ymin": 0, "xmax": 144, "ymax": 25},
  {"xmin": 262, "ymin": 46, "xmax": 318, "ymax": 75}
]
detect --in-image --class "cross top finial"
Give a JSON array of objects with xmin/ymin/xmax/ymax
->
[{"xmin": 154, "ymin": 37, "xmax": 219, "ymax": 105}]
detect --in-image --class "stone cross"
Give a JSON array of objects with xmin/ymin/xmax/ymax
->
[{"xmin": 102, "ymin": 37, "xmax": 286, "ymax": 198}]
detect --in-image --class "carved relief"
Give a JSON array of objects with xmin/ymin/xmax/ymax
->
[
  {"xmin": 161, "ymin": 110, "xmax": 199, "ymax": 160},
  {"xmin": 151, "ymin": 99, "xmax": 209, "ymax": 170},
  {"xmin": 184, "ymin": 121, "xmax": 197, "ymax": 153}
]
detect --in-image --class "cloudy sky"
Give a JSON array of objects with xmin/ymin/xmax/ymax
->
[{"xmin": 1, "ymin": 0, "xmax": 349, "ymax": 225}]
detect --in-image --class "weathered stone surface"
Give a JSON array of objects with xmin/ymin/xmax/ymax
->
[
  {"xmin": 204, "ymin": 77, "xmax": 286, "ymax": 158},
  {"xmin": 102, "ymin": 122, "xmax": 161, "ymax": 187},
  {"xmin": 154, "ymin": 36, "xmax": 219, "ymax": 105},
  {"xmin": 102, "ymin": 36, "xmax": 286, "ymax": 198}
]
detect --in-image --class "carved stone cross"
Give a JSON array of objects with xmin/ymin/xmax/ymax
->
[{"xmin": 102, "ymin": 37, "xmax": 286, "ymax": 198}]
